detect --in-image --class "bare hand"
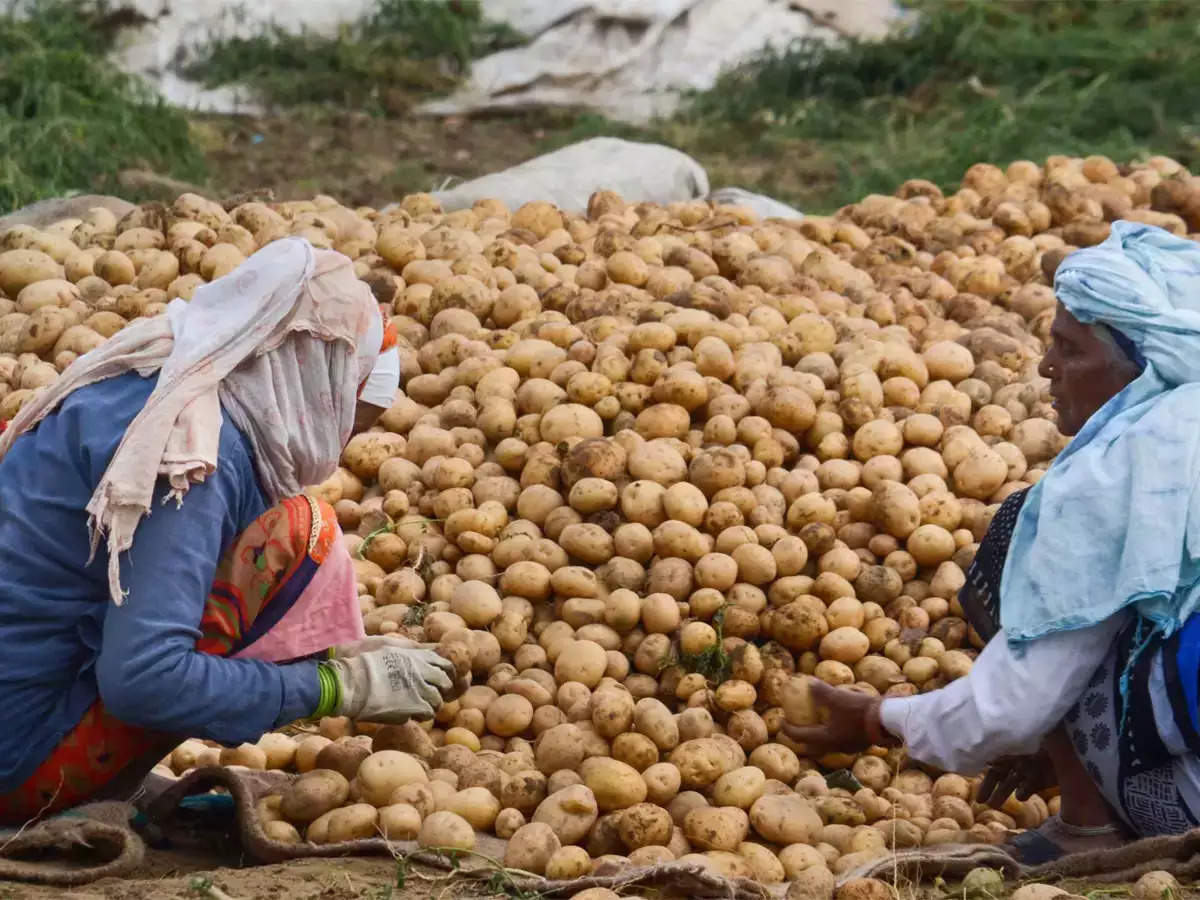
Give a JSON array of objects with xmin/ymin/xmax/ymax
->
[
  {"xmin": 977, "ymin": 753, "xmax": 1054, "ymax": 808},
  {"xmin": 782, "ymin": 679, "xmax": 892, "ymax": 753}
]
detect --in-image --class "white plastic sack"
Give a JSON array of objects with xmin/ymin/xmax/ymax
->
[
  {"xmin": 427, "ymin": 0, "xmax": 902, "ymax": 123},
  {"xmin": 708, "ymin": 187, "xmax": 804, "ymax": 221},
  {"xmin": 427, "ymin": 138, "xmax": 710, "ymax": 214}
]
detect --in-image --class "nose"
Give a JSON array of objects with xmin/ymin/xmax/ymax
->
[{"xmin": 1038, "ymin": 349, "xmax": 1056, "ymax": 380}]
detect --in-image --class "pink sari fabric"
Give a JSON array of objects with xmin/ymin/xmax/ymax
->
[{"xmin": 233, "ymin": 538, "xmax": 365, "ymax": 663}]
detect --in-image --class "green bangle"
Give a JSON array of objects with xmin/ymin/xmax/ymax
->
[{"xmin": 311, "ymin": 663, "xmax": 341, "ymax": 720}]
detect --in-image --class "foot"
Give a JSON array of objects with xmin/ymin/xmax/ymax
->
[{"xmin": 1006, "ymin": 815, "xmax": 1125, "ymax": 864}]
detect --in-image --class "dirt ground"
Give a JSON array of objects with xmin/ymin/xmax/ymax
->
[
  {"xmin": 145, "ymin": 107, "xmax": 828, "ymax": 214},
  {"xmin": 184, "ymin": 108, "xmax": 575, "ymax": 209},
  {"xmin": 0, "ymin": 847, "xmax": 469, "ymax": 900},
  {"xmin": 0, "ymin": 830, "xmax": 1188, "ymax": 900}
]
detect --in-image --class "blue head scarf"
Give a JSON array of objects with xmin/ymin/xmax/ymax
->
[{"xmin": 1000, "ymin": 221, "xmax": 1200, "ymax": 649}]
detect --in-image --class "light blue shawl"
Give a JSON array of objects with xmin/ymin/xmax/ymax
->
[{"xmin": 1000, "ymin": 221, "xmax": 1200, "ymax": 647}]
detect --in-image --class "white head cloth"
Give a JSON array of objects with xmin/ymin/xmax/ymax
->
[{"xmin": 0, "ymin": 237, "xmax": 381, "ymax": 604}]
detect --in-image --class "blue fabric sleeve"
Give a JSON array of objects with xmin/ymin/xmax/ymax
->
[{"xmin": 94, "ymin": 460, "xmax": 320, "ymax": 742}]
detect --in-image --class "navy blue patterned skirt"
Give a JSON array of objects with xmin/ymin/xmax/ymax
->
[{"xmin": 960, "ymin": 489, "xmax": 1200, "ymax": 836}]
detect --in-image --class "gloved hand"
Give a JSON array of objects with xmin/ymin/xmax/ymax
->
[{"xmin": 319, "ymin": 646, "xmax": 456, "ymax": 724}]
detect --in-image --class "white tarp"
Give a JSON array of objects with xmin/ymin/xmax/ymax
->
[
  {"xmin": 709, "ymin": 187, "xmax": 804, "ymax": 221},
  {"xmin": 424, "ymin": 137, "xmax": 711, "ymax": 214},
  {"xmin": 424, "ymin": 0, "xmax": 903, "ymax": 123},
  {"xmin": 102, "ymin": 0, "xmax": 378, "ymax": 112},
  {"xmin": 77, "ymin": 0, "xmax": 899, "ymax": 119},
  {"xmin": 418, "ymin": 138, "xmax": 805, "ymax": 221}
]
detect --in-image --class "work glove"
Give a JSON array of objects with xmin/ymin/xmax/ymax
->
[
  {"xmin": 320, "ymin": 646, "xmax": 456, "ymax": 724},
  {"xmin": 330, "ymin": 636, "xmax": 419, "ymax": 657}
]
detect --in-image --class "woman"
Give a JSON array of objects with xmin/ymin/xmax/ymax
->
[
  {"xmin": 788, "ymin": 221, "xmax": 1200, "ymax": 862},
  {"xmin": 0, "ymin": 237, "xmax": 454, "ymax": 824}
]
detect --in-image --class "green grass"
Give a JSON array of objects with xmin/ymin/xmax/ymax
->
[
  {"xmin": 7, "ymin": 0, "xmax": 1199, "ymax": 218},
  {"xmin": 541, "ymin": 0, "xmax": 1200, "ymax": 213},
  {"xmin": 0, "ymin": 0, "xmax": 204, "ymax": 214},
  {"xmin": 184, "ymin": 0, "xmax": 523, "ymax": 112},
  {"xmin": 675, "ymin": 0, "xmax": 1200, "ymax": 211}
]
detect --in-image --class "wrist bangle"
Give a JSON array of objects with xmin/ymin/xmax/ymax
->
[{"xmin": 310, "ymin": 663, "xmax": 340, "ymax": 720}]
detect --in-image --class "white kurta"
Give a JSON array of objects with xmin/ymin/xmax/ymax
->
[
  {"xmin": 878, "ymin": 614, "xmax": 1126, "ymax": 774},
  {"xmin": 878, "ymin": 612, "xmax": 1200, "ymax": 816}
]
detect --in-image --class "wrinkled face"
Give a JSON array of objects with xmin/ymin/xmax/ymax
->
[{"xmin": 1038, "ymin": 305, "xmax": 1138, "ymax": 435}]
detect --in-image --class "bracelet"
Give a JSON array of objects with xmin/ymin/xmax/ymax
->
[{"xmin": 310, "ymin": 663, "xmax": 341, "ymax": 720}]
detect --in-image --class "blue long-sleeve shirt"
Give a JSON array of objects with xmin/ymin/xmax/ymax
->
[{"xmin": 0, "ymin": 373, "xmax": 320, "ymax": 791}]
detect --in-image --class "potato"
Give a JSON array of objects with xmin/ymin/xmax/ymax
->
[
  {"xmin": 683, "ymin": 806, "xmax": 749, "ymax": 851},
  {"xmin": 315, "ymin": 736, "xmax": 371, "ymax": 781},
  {"xmin": 503, "ymin": 821, "xmax": 560, "ymax": 874},
  {"xmin": 1132, "ymin": 871, "xmax": 1180, "ymax": 900},
  {"xmin": 377, "ymin": 802, "xmax": 422, "ymax": 840},
  {"xmin": 532, "ymin": 784, "xmax": 599, "ymax": 845},
  {"xmin": 712, "ymin": 766, "xmax": 766, "ymax": 809},
  {"xmin": 536, "ymin": 723, "xmax": 585, "ymax": 774},
  {"xmin": 219, "ymin": 743, "xmax": 267, "ymax": 770},
  {"xmin": 325, "ymin": 803, "xmax": 380, "ymax": 843},
  {"xmin": 280, "ymin": 770, "xmax": 350, "ymax": 824},
  {"xmin": 357, "ymin": 751, "xmax": 427, "ymax": 807},
  {"xmin": 643, "ymin": 762, "xmax": 682, "ymax": 805},
  {"xmin": 787, "ymin": 864, "xmax": 837, "ymax": 900},
  {"xmin": 617, "ymin": 802, "xmax": 673, "ymax": 850},
  {"xmin": 450, "ymin": 579, "xmax": 502, "ymax": 627},
  {"xmin": 669, "ymin": 738, "xmax": 732, "ymax": 790},
  {"xmin": 418, "ymin": 810, "xmax": 476, "ymax": 851},
  {"xmin": 582, "ymin": 757, "xmax": 647, "ymax": 811},
  {"xmin": 749, "ymin": 793, "xmax": 822, "ymax": 845},
  {"xmin": 0, "ymin": 249, "xmax": 62, "ymax": 296},
  {"xmin": 554, "ymin": 639, "xmax": 608, "ymax": 687},
  {"xmin": 263, "ymin": 820, "xmax": 302, "ymax": 844},
  {"xmin": 487, "ymin": 694, "xmax": 534, "ymax": 737},
  {"xmin": 836, "ymin": 877, "xmax": 894, "ymax": 900},
  {"xmin": 446, "ymin": 786, "xmax": 501, "ymax": 830}
]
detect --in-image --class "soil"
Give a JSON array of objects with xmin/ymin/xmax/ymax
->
[
  {"xmin": 0, "ymin": 846, "xmax": 474, "ymax": 900},
  {"xmin": 185, "ymin": 108, "xmax": 575, "ymax": 209},
  {"xmin": 140, "ymin": 107, "xmax": 831, "ymax": 214}
]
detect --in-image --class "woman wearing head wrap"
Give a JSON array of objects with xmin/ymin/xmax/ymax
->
[
  {"xmin": 0, "ymin": 237, "xmax": 455, "ymax": 824},
  {"xmin": 785, "ymin": 222, "xmax": 1200, "ymax": 861}
]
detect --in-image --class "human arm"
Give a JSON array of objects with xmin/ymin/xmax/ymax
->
[
  {"xmin": 96, "ymin": 461, "xmax": 320, "ymax": 744},
  {"xmin": 786, "ymin": 614, "xmax": 1125, "ymax": 774},
  {"xmin": 881, "ymin": 615, "xmax": 1126, "ymax": 773}
]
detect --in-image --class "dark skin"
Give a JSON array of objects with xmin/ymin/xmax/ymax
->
[
  {"xmin": 786, "ymin": 304, "xmax": 1141, "ymax": 825},
  {"xmin": 352, "ymin": 400, "xmax": 387, "ymax": 436}
]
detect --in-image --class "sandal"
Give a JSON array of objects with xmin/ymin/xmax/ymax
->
[{"xmin": 1005, "ymin": 815, "xmax": 1124, "ymax": 864}]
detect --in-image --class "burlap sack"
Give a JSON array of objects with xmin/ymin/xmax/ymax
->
[{"xmin": 8, "ymin": 765, "xmax": 1200, "ymax": 891}]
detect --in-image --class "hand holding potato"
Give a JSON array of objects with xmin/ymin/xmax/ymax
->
[
  {"xmin": 782, "ymin": 679, "xmax": 896, "ymax": 753},
  {"xmin": 322, "ymin": 646, "xmax": 457, "ymax": 724},
  {"xmin": 977, "ymin": 752, "xmax": 1054, "ymax": 808}
]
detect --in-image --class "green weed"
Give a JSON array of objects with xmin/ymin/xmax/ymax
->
[
  {"xmin": 678, "ymin": 605, "xmax": 733, "ymax": 685},
  {"xmin": 0, "ymin": 0, "xmax": 204, "ymax": 213},
  {"xmin": 677, "ymin": 0, "xmax": 1200, "ymax": 211},
  {"xmin": 543, "ymin": 0, "xmax": 1200, "ymax": 213},
  {"xmin": 184, "ymin": 0, "xmax": 523, "ymax": 112}
]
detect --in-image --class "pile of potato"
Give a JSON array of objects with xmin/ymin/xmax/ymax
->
[{"xmin": 4, "ymin": 153, "xmax": 1198, "ymax": 893}]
